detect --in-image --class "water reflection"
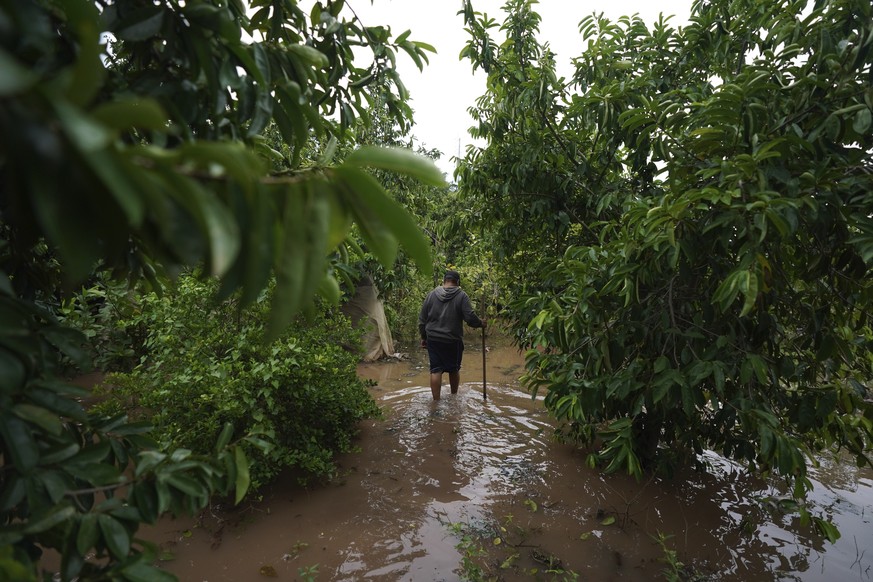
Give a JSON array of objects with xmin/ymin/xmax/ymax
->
[{"xmin": 148, "ymin": 346, "xmax": 873, "ymax": 581}]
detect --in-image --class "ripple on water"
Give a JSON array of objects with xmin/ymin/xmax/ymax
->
[{"xmin": 149, "ymin": 348, "xmax": 873, "ymax": 582}]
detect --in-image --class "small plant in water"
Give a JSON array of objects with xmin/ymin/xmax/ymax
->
[
  {"xmin": 654, "ymin": 532, "xmax": 685, "ymax": 582},
  {"xmin": 449, "ymin": 522, "xmax": 490, "ymax": 581},
  {"xmin": 297, "ymin": 563, "xmax": 319, "ymax": 581},
  {"xmin": 653, "ymin": 532, "xmax": 713, "ymax": 582},
  {"xmin": 449, "ymin": 517, "xmax": 581, "ymax": 581}
]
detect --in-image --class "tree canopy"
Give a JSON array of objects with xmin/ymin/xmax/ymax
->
[
  {"xmin": 458, "ymin": 0, "xmax": 873, "ymax": 539},
  {"xmin": 0, "ymin": 0, "xmax": 443, "ymax": 578}
]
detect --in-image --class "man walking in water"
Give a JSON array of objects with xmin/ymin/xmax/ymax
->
[{"xmin": 419, "ymin": 270, "xmax": 486, "ymax": 400}]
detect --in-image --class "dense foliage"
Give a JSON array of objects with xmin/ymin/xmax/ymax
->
[
  {"xmin": 0, "ymin": 0, "xmax": 441, "ymax": 579},
  {"xmin": 459, "ymin": 0, "xmax": 873, "ymax": 538},
  {"xmin": 98, "ymin": 274, "xmax": 379, "ymax": 487}
]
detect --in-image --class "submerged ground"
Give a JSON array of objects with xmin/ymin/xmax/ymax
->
[{"xmin": 145, "ymin": 340, "xmax": 873, "ymax": 581}]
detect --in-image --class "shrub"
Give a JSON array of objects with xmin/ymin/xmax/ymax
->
[
  {"xmin": 102, "ymin": 273, "xmax": 380, "ymax": 487},
  {"xmin": 55, "ymin": 273, "xmax": 139, "ymax": 372}
]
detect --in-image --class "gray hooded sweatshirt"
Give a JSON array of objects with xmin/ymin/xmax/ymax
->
[{"xmin": 419, "ymin": 285, "xmax": 484, "ymax": 343}]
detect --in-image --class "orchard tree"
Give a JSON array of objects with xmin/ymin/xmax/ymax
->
[
  {"xmin": 459, "ymin": 0, "xmax": 873, "ymax": 538},
  {"xmin": 0, "ymin": 0, "xmax": 442, "ymax": 579}
]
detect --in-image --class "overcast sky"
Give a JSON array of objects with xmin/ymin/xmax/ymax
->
[{"xmin": 350, "ymin": 0, "xmax": 693, "ymax": 177}]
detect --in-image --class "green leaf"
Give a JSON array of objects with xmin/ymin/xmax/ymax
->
[
  {"xmin": 63, "ymin": 0, "xmax": 104, "ymax": 106},
  {"xmin": 111, "ymin": 420, "xmax": 153, "ymax": 436},
  {"xmin": 54, "ymin": 99, "xmax": 112, "ymax": 152},
  {"xmin": 333, "ymin": 167, "xmax": 432, "ymax": 275},
  {"xmin": 0, "ymin": 526, "xmax": 24, "ymax": 546},
  {"xmin": 0, "ymin": 48, "xmax": 38, "ymax": 95},
  {"xmin": 135, "ymin": 451, "xmax": 167, "ymax": 478},
  {"xmin": 216, "ymin": 423, "xmax": 234, "ymax": 452},
  {"xmin": 0, "ymin": 348, "xmax": 26, "ymax": 393},
  {"xmin": 91, "ymin": 98, "xmax": 168, "ymax": 131},
  {"xmin": 120, "ymin": 559, "xmax": 178, "ymax": 582},
  {"xmin": 165, "ymin": 172, "xmax": 240, "ymax": 277},
  {"xmin": 853, "ymin": 108, "xmax": 871, "ymax": 134},
  {"xmin": 740, "ymin": 270, "xmax": 759, "ymax": 316},
  {"xmin": 233, "ymin": 446, "xmax": 250, "ymax": 504},
  {"xmin": 0, "ymin": 414, "xmax": 39, "ymax": 471},
  {"xmin": 114, "ymin": 4, "xmax": 165, "ymax": 41},
  {"xmin": 24, "ymin": 503, "xmax": 76, "ymax": 534},
  {"xmin": 227, "ymin": 43, "xmax": 267, "ymax": 86},
  {"xmin": 267, "ymin": 183, "xmax": 308, "ymax": 338},
  {"xmin": 26, "ymin": 385, "xmax": 87, "ymax": 421},
  {"xmin": 65, "ymin": 463, "xmax": 123, "ymax": 487},
  {"xmin": 601, "ymin": 515, "xmax": 616, "ymax": 526},
  {"xmin": 41, "ymin": 442, "xmax": 81, "ymax": 465},
  {"xmin": 12, "ymin": 403, "xmax": 64, "ymax": 435},
  {"xmin": 77, "ymin": 514, "xmax": 99, "ymax": 556},
  {"xmin": 177, "ymin": 142, "xmax": 263, "ymax": 192},
  {"xmin": 98, "ymin": 514, "xmax": 131, "ymax": 559},
  {"xmin": 0, "ymin": 474, "xmax": 26, "ymax": 512},
  {"xmin": 68, "ymin": 441, "xmax": 111, "ymax": 466},
  {"xmin": 41, "ymin": 325, "xmax": 90, "ymax": 369},
  {"xmin": 166, "ymin": 473, "xmax": 207, "ymax": 499},
  {"xmin": 332, "ymin": 170, "xmax": 398, "ymax": 268},
  {"xmin": 286, "ymin": 44, "xmax": 329, "ymax": 68},
  {"xmin": 813, "ymin": 517, "xmax": 841, "ymax": 543},
  {"xmin": 41, "ymin": 470, "xmax": 72, "ymax": 503},
  {"xmin": 344, "ymin": 146, "xmax": 446, "ymax": 187}
]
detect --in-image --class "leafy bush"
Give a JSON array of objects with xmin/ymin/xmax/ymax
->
[
  {"xmin": 102, "ymin": 273, "xmax": 380, "ymax": 487},
  {"xmin": 55, "ymin": 273, "xmax": 139, "ymax": 372}
]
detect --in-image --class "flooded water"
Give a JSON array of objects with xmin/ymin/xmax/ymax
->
[{"xmin": 146, "ymin": 343, "xmax": 873, "ymax": 581}]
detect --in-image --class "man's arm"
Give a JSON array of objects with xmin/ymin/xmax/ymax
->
[{"xmin": 460, "ymin": 292, "xmax": 485, "ymax": 328}]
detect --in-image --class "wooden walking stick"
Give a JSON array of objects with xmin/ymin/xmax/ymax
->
[{"xmin": 481, "ymin": 298, "xmax": 487, "ymax": 401}]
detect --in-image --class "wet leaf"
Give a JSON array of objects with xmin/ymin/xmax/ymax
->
[
  {"xmin": 813, "ymin": 517, "xmax": 841, "ymax": 543},
  {"xmin": 499, "ymin": 553, "xmax": 519, "ymax": 569},
  {"xmin": 579, "ymin": 532, "xmax": 592, "ymax": 540},
  {"xmin": 493, "ymin": 537, "xmax": 502, "ymax": 545},
  {"xmin": 259, "ymin": 565, "xmax": 278, "ymax": 577},
  {"xmin": 523, "ymin": 499, "xmax": 538, "ymax": 512},
  {"xmin": 601, "ymin": 515, "xmax": 616, "ymax": 526}
]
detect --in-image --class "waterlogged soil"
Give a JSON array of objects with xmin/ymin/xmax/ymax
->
[{"xmin": 146, "ymin": 341, "xmax": 873, "ymax": 581}]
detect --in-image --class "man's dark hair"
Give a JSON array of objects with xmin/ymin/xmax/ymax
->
[{"xmin": 444, "ymin": 270, "xmax": 461, "ymax": 284}]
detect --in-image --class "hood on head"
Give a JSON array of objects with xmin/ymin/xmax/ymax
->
[{"xmin": 435, "ymin": 286, "xmax": 461, "ymax": 302}]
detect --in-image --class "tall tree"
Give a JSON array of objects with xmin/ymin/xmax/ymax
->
[
  {"xmin": 459, "ymin": 0, "xmax": 873, "ymax": 539},
  {"xmin": 0, "ymin": 0, "xmax": 440, "ymax": 579}
]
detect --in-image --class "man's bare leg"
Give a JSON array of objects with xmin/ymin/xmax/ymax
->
[
  {"xmin": 430, "ymin": 372, "xmax": 443, "ymax": 400},
  {"xmin": 449, "ymin": 371, "xmax": 460, "ymax": 394}
]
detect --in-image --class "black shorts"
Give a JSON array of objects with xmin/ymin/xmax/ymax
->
[{"xmin": 426, "ymin": 339, "xmax": 464, "ymax": 374}]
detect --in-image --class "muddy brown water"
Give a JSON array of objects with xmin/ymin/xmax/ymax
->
[{"xmin": 146, "ymin": 343, "xmax": 873, "ymax": 581}]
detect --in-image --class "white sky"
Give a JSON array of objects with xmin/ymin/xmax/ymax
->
[{"xmin": 350, "ymin": 0, "xmax": 692, "ymax": 177}]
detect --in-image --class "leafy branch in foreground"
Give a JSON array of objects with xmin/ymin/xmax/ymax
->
[{"xmin": 1, "ymin": 0, "xmax": 443, "ymax": 579}]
